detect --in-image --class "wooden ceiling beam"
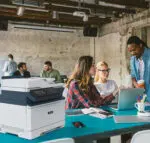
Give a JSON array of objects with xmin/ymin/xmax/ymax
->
[
  {"xmin": 45, "ymin": 4, "xmax": 90, "ymax": 14},
  {"xmin": 99, "ymin": 0, "xmax": 148, "ymax": 9},
  {"xmin": 0, "ymin": 0, "xmax": 12, "ymax": 5},
  {"xmin": 45, "ymin": 0, "xmax": 136, "ymax": 14},
  {"xmin": 0, "ymin": 7, "xmax": 109, "ymax": 26},
  {"xmin": 0, "ymin": 12, "xmax": 85, "ymax": 26}
]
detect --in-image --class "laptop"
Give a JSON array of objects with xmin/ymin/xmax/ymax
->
[{"xmin": 109, "ymin": 88, "xmax": 145, "ymax": 111}]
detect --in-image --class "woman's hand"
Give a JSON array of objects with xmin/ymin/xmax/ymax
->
[
  {"xmin": 112, "ymin": 88, "xmax": 119, "ymax": 97},
  {"xmin": 113, "ymin": 85, "xmax": 131, "ymax": 97}
]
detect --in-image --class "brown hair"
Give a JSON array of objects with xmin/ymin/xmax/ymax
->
[
  {"xmin": 18, "ymin": 62, "xmax": 26, "ymax": 69},
  {"xmin": 8, "ymin": 54, "xmax": 13, "ymax": 60},
  {"xmin": 44, "ymin": 61, "xmax": 52, "ymax": 67},
  {"xmin": 66, "ymin": 56, "xmax": 93, "ymax": 93},
  {"xmin": 94, "ymin": 61, "xmax": 108, "ymax": 82}
]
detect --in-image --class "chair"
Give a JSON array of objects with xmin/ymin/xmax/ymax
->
[
  {"xmin": 41, "ymin": 138, "xmax": 75, "ymax": 143},
  {"xmin": 60, "ymin": 75, "xmax": 68, "ymax": 83},
  {"xmin": 131, "ymin": 130, "xmax": 150, "ymax": 143}
]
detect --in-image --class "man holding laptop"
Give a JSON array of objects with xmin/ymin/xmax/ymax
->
[{"xmin": 127, "ymin": 36, "xmax": 150, "ymax": 101}]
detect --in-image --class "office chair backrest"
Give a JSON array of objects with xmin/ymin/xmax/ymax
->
[
  {"xmin": 60, "ymin": 75, "xmax": 68, "ymax": 83},
  {"xmin": 131, "ymin": 130, "xmax": 150, "ymax": 143}
]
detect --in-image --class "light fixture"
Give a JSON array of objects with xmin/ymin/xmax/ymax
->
[
  {"xmin": 52, "ymin": 11, "xmax": 59, "ymax": 19},
  {"xmin": 99, "ymin": 1, "xmax": 126, "ymax": 9},
  {"xmin": 17, "ymin": 6, "xmax": 25, "ymax": 16},
  {"xmin": 13, "ymin": 24, "xmax": 77, "ymax": 33},
  {"xmin": 52, "ymin": 11, "xmax": 57, "ymax": 19}
]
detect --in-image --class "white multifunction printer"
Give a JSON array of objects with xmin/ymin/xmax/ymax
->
[{"xmin": 0, "ymin": 77, "xmax": 65, "ymax": 140}]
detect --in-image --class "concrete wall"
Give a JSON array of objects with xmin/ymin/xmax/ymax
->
[
  {"xmin": 95, "ymin": 9, "xmax": 150, "ymax": 86},
  {"xmin": 1, "ymin": 8, "xmax": 150, "ymax": 86},
  {"xmin": 95, "ymin": 33, "xmax": 121, "ymax": 85},
  {"xmin": 147, "ymin": 27, "xmax": 150, "ymax": 46},
  {"xmin": 0, "ymin": 26, "xmax": 90, "ymax": 76},
  {"xmin": 93, "ymin": 33, "xmax": 130, "ymax": 86}
]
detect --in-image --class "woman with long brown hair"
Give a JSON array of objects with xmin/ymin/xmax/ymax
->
[{"xmin": 66, "ymin": 56, "xmax": 117, "ymax": 109}]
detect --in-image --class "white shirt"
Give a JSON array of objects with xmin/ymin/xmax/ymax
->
[
  {"xmin": 138, "ymin": 58, "xmax": 144, "ymax": 80},
  {"xmin": 94, "ymin": 80, "xmax": 118, "ymax": 102},
  {"xmin": 2, "ymin": 60, "xmax": 17, "ymax": 76},
  {"xmin": 95, "ymin": 80, "xmax": 118, "ymax": 96}
]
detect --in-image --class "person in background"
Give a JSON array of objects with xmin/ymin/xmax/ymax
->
[
  {"xmin": 3, "ymin": 54, "xmax": 17, "ymax": 76},
  {"xmin": 13, "ymin": 62, "xmax": 31, "ymax": 78},
  {"xmin": 40, "ymin": 61, "xmax": 62, "ymax": 83},
  {"xmin": 66, "ymin": 56, "xmax": 117, "ymax": 110},
  {"xmin": 94, "ymin": 61, "xmax": 118, "ymax": 102},
  {"xmin": 127, "ymin": 36, "xmax": 150, "ymax": 101}
]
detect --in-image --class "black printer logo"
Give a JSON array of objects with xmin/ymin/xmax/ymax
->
[{"xmin": 48, "ymin": 111, "xmax": 54, "ymax": 115}]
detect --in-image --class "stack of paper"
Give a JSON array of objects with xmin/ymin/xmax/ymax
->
[{"xmin": 81, "ymin": 108, "xmax": 113, "ymax": 119}]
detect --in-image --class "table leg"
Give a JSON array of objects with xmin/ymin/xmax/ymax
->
[
  {"xmin": 97, "ymin": 138, "xmax": 110, "ymax": 143},
  {"xmin": 111, "ymin": 135, "xmax": 121, "ymax": 143},
  {"xmin": 75, "ymin": 140, "xmax": 93, "ymax": 143},
  {"xmin": 121, "ymin": 133, "xmax": 132, "ymax": 143}
]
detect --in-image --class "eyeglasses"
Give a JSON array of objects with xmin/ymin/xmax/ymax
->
[{"xmin": 98, "ymin": 68, "xmax": 111, "ymax": 73}]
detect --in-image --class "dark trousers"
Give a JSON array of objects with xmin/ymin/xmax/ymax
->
[
  {"xmin": 97, "ymin": 138, "xmax": 110, "ymax": 143},
  {"xmin": 75, "ymin": 138, "xmax": 110, "ymax": 143},
  {"xmin": 121, "ymin": 133, "xmax": 132, "ymax": 143}
]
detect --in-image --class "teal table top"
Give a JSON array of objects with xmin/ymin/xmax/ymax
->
[{"xmin": 0, "ymin": 108, "xmax": 150, "ymax": 143}]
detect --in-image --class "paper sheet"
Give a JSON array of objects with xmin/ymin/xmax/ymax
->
[{"xmin": 81, "ymin": 108, "xmax": 113, "ymax": 119}]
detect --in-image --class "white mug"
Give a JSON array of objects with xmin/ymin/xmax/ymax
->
[{"xmin": 135, "ymin": 102, "xmax": 145, "ymax": 112}]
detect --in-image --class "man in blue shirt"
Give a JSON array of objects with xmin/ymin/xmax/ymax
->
[
  {"xmin": 127, "ymin": 36, "xmax": 150, "ymax": 101},
  {"xmin": 3, "ymin": 54, "xmax": 17, "ymax": 76}
]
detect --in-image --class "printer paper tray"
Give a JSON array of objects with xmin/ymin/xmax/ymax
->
[{"xmin": 0, "ymin": 120, "xmax": 64, "ymax": 140}]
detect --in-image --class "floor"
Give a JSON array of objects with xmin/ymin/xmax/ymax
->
[{"xmin": 111, "ymin": 136, "xmax": 121, "ymax": 143}]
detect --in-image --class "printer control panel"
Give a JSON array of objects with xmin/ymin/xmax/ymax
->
[
  {"xmin": 32, "ymin": 90, "xmax": 47, "ymax": 97},
  {"xmin": 28, "ymin": 87, "xmax": 64, "ymax": 103}
]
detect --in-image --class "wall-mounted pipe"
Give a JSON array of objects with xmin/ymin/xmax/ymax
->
[{"xmin": 0, "ymin": 4, "xmax": 49, "ymax": 12}]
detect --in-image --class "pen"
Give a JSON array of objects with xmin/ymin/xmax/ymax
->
[
  {"xmin": 137, "ymin": 95, "xmax": 141, "ymax": 102},
  {"xmin": 141, "ymin": 94, "xmax": 147, "ymax": 103}
]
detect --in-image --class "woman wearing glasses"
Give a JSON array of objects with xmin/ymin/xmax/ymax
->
[
  {"xmin": 94, "ymin": 61, "xmax": 118, "ymax": 102},
  {"xmin": 65, "ymin": 56, "xmax": 117, "ymax": 109}
]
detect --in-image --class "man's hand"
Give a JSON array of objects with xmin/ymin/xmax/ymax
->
[
  {"xmin": 134, "ymin": 82, "xmax": 140, "ymax": 88},
  {"xmin": 132, "ymin": 79, "xmax": 145, "ymax": 88},
  {"xmin": 132, "ymin": 78, "xmax": 140, "ymax": 88}
]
